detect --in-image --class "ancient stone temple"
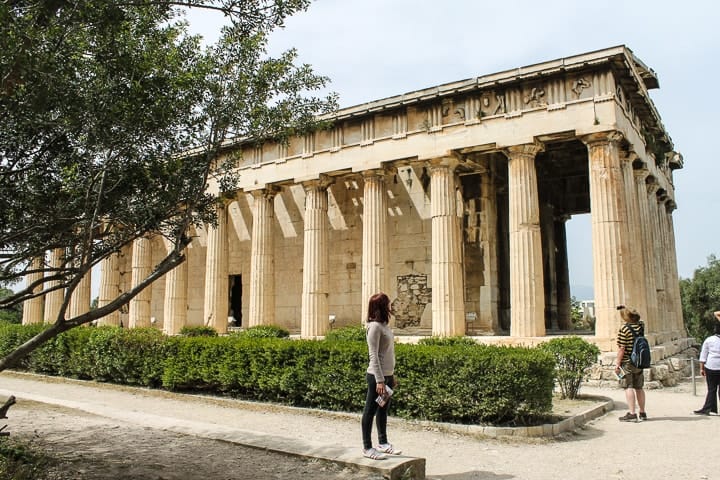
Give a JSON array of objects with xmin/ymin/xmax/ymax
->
[{"xmin": 24, "ymin": 46, "xmax": 688, "ymax": 353}]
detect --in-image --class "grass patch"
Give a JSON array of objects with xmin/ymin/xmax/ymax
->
[{"xmin": 0, "ymin": 437, "xmax": 53, "ymax": 480}]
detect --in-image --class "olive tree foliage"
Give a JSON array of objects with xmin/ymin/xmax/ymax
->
[
  {"xmin": 0, "ymin": 0, "xmax": 337, "ymax": 370},
  {"xmin": 680, "ymin": 254, "xmax": 720, "ymax": 341}
]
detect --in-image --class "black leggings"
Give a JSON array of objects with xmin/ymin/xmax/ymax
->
[
  {"xmin": 701, "ymin": 367, "xmax": 720, "ymax": 413},
  {"xmin": 361, "ymin": 373, "xmax": 395, "ymax": 450}
]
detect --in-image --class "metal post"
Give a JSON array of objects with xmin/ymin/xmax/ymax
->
[{"xmin": 691, "ymin": 357, "xmax": 696, "ymax": 396}]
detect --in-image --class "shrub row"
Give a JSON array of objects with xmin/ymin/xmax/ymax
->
[{"xmin": 0, "ymin": 323, "xmax": 556, "ymax": 425}]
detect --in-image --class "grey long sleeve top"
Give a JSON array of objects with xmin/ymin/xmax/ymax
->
[{"xmin": 366, "ymin": 321, "xmax": 395, "ymax": 382}]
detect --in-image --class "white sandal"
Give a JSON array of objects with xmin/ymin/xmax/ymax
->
[
  {"xmin": 376, "ymin": 443, "xmax": 402, "ymax": 455},
  {"xmin": 363, "ymin": 448, "xmax": 387, "ymax": 460}
]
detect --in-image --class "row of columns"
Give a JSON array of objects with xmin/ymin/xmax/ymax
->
[
  {"xmin": 22, "ymin": 130, "xmax": 684, "ymax": 348},
  {"xmin": 585, "ymin": 131, "xmax": 683, "ymax": 347}
]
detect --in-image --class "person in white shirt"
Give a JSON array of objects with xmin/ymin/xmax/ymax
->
[{"xmin": 694, "ymin": 311, "xmax": 720, "ymax": 415}]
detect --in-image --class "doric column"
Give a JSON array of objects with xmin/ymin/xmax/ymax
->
[
  {"xmin": 361, "ymin": 170, "xmax": 389, "ymax": 323},
  {"xmin": 44, "ymin": 248, "xmax": 65, "ymax": 323},
  {"xmin": 163, "ymin": 250, "xmax": 188, "ymax": 335},
  {"xmin": 663, "ymin": 203, "xmax": 684, "ymax": 336},
  {"xmin": 583, "ymin": 131, "xmax": 632, "ymax": 345},
  {"xmin": 67, "ymin": 246, "xmax": 91, "ymax": 321},
  {"xmin": 647, "ymin": 183, "xmax": 668, "ymax": 335},
  {"xmin": 429, "ymin": 158, "xmax": 465, "ymax": 336},
  {"xmin": 505, "ymin": 143, "xmax": 545, "ymax": 337},
  {"xmin": 97, "ymin": 252, "xmax": 121, "ymax": 326},
  {"xmin": 129, "ymin": 236, "xmax": 152, "ymax": 328},
  {"xmin": 479, "ymin": 163, "xmax": 500, "ymax": 332},
  {"xmin": 555, "ymin": 216, "xmax": 572, "ymax": 330},
  {"xmin": 541, "ymin": 203, "xmax": 558, "ymax": 330},
  {"xmin": 301, "ymin": 180, "xmax": 330, "ymax": 338},
  {"xmin": 248, "ymin": 188, "xmax": 278, "ymax": 327},
  {"xmin": 657, "ymin": 195, "xmax": 675, "ymax": 335},
  {"xmin": 22, "ymin": 257, "xmax": 44, "ymax": 325},
  {"xmin": 203, "ymin": 202, "xmax": 229, "ymax": 334},
  {"xmin": 621, "ymin": 152, "xmax": 647, "ymax": 319},
  {"xmin": 633, "ymin": 168, "xmax": 659, "ymax": 334}
]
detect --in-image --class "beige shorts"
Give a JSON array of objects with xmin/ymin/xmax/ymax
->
[{"xmin": 619, "ymin": 364, "xmax": 644, "ymax": 389}]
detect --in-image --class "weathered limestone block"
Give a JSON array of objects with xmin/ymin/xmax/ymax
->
[{"xmin": 651, "ymin": 364, "xmax": 670, "ymax": 381}]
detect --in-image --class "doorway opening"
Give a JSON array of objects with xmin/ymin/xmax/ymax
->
[{"xmin": 229, "ymin": 275, "xmax": 242, "ymax": 327}]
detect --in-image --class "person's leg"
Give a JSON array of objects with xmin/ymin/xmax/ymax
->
[
  {"xmin": 697, "ymin": 374, "xmax": 714, "ymax": 413},
  {"xmin": 361, "ymin": 373, "xmax": 379, "ymax": 450},
  {"xmin": 624, "ymin": 387, "xmax": 637, "ymax": 414},
  {"xmin": 375, "ymin": 375, "xmax": 394, "ymax": 445},
  {"xmin": 706, "ymin": 368, "xmax": 720, "ymax": 413},
  {"xmin": 636, "ymin": 388, "xmax": 646, "ymax": 413}
]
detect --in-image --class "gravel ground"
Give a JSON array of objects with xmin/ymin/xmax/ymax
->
[
  {"xmin": 7, "ymin": 401, "xmax": 380, "ymax": 480},
  {"xmin": 1, "ymin": 372, "xmax": 717, "ymax": 480}
]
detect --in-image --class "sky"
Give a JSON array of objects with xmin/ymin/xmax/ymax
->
[{"xmin": 182, "ymin": 0, "xmax": 718, "ymax": 296}]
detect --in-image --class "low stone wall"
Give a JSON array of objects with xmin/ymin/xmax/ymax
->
[{"xmin": 586, "ymin": 337, "xmax": 699, "ymax": 389}]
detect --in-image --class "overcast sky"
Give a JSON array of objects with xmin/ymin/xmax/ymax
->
[{"xmin": 186, "ymin": 0, "xmax": 719, "ymax": 294}]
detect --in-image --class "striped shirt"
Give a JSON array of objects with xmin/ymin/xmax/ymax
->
[{"xmin": 617, "ymin": 321, "xmax": 644, "ymax": 364}]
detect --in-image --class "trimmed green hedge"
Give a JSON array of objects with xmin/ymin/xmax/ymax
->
[
  {"xmin": 0, "ymin": 324, "xmax": 167, "ymax": 387},
  {"xmin": 538, "ymin": 336, "xmax": 600, "ymax": 399},
  {"xmin": 0, "ymin": 324, "xmax": 555, "ymax": 425}
]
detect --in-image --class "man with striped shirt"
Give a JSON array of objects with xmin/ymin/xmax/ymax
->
[{"xmin": 614, "ymin": 306, "xmax": 648, "ymax": 422}]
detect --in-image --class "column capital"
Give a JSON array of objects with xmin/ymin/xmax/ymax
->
[
  {"xmin": 301, "ymin": 174, "xmax": 334, "ymax": 192},
  {"xmin": 580, "ymin": 130, "xmax": 624, "ymax": 147},
  {"xmin": 427, "ymin": 156, "xmax": 461, "ymax": 172},
  {"xmin": 213, "ymin": 196, "xmax": 233, "ymax": 209},
  {"xmin": 250, "ymin": 185, "xmax": 281, "ymax": 200},
  {"xmin": 646, "ymin": 176, "xmax": 659, "ymax": 195},
  {"xmin": 621, "ymin": 150, "xmax": 640, "ymax": 165},
  {"xmin": 503, "ymin": 141, "xmax": 544, "ymax": 159},
  {"xmin": 633, "ymin": 162, "xmax": 651, "ymax": 179},
  {"xmin": 361, "ymin": 167, "xmax": 394, "ymax": 179}
]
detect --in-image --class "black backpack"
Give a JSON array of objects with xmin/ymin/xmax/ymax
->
[{"xmin": 629, "ymin": 324, "xmax": 651, "ymax": 369}]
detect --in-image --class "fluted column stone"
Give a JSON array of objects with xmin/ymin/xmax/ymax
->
[
  {"xmin": 163, "ymin": 250, "xmax": 188, "ymax": 335},
  {"xmin": 44, "ymin": 248, "xmax": 65, "ymax": 323},
  {"xmin": 301, "ymin": 180, "xmax": 330, "ymax": 338},
  {"xmin": 657, "ymin": 195, "xmax": 674, "ymax": 336},
  {"xmin": 249, "ymin": 188, "xmax": 278, "ymax": 327},
  {"xmin": 664, "ymin": 204, "xmax": 684, "ymax": 336},
  {"xmin": 203, "ymin": 203, "xmax": 229, "ymax": 334},
  {"xmin": 583, "ymin": 131, "xmax": 632, "ymax": 346},
  {"xmin": 479, "ymin": 164, "xmax": 500, "ymax": 332},
  {"xmin": 429, "ymin": 159, "xmax": 465, "ymax": 336},
  {"xmin": 621, "ymin": 152, "xmax": 647, "ymax": 319},
  {"xmin": 634, "ymin": 168, "xmax": 659, "ymax": 334},
  {"xmin": 22, "ymin": 257, "xmax": 44, "ymax": 325},
  {"xmin": 97, "ymin": 252, "xmax": 121, "ymax": 326},
  {"xmin": 506, "ymin": 143, "xmax": 545, "ymax": 337},
  {"xmin": 128, "ymin": 236, "xmax": 152, "ymax": 328},
  {"xmin": 541, "ymin": 204, "xmax": 558, "ymax": 330},
  {"xmin": 555, "ymin": 216, "xmax": 572, "ymax": 330},
  {"xmin": 361, "ymin": 170, "xmax": 389, "ymax": 323},
  {"xmin": 647, "ymin": 183, "xmax": 668, "ymax": 336}
]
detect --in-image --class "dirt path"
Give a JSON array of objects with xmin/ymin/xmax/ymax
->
[
  {"xmin": 8, "ymin": 401, "xmax": 379, "ymax": 480},
  {"xmin": 2, "ymin": 372, "xmax": 717, "ymax": 480}
]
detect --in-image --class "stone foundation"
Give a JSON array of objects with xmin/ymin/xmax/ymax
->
[{"xmin": 586, "ymin": 337, "xmax": 699, "ymax": 389}]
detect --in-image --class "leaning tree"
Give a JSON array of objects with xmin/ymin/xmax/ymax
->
[{"xmin": 0, "ymin": 0, "xmax": 337, "ymax": 370}]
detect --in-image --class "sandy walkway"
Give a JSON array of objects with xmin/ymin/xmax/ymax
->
[{"xmin": 0, "ymin": 371, "xmax": 715, "ymax": 480}]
